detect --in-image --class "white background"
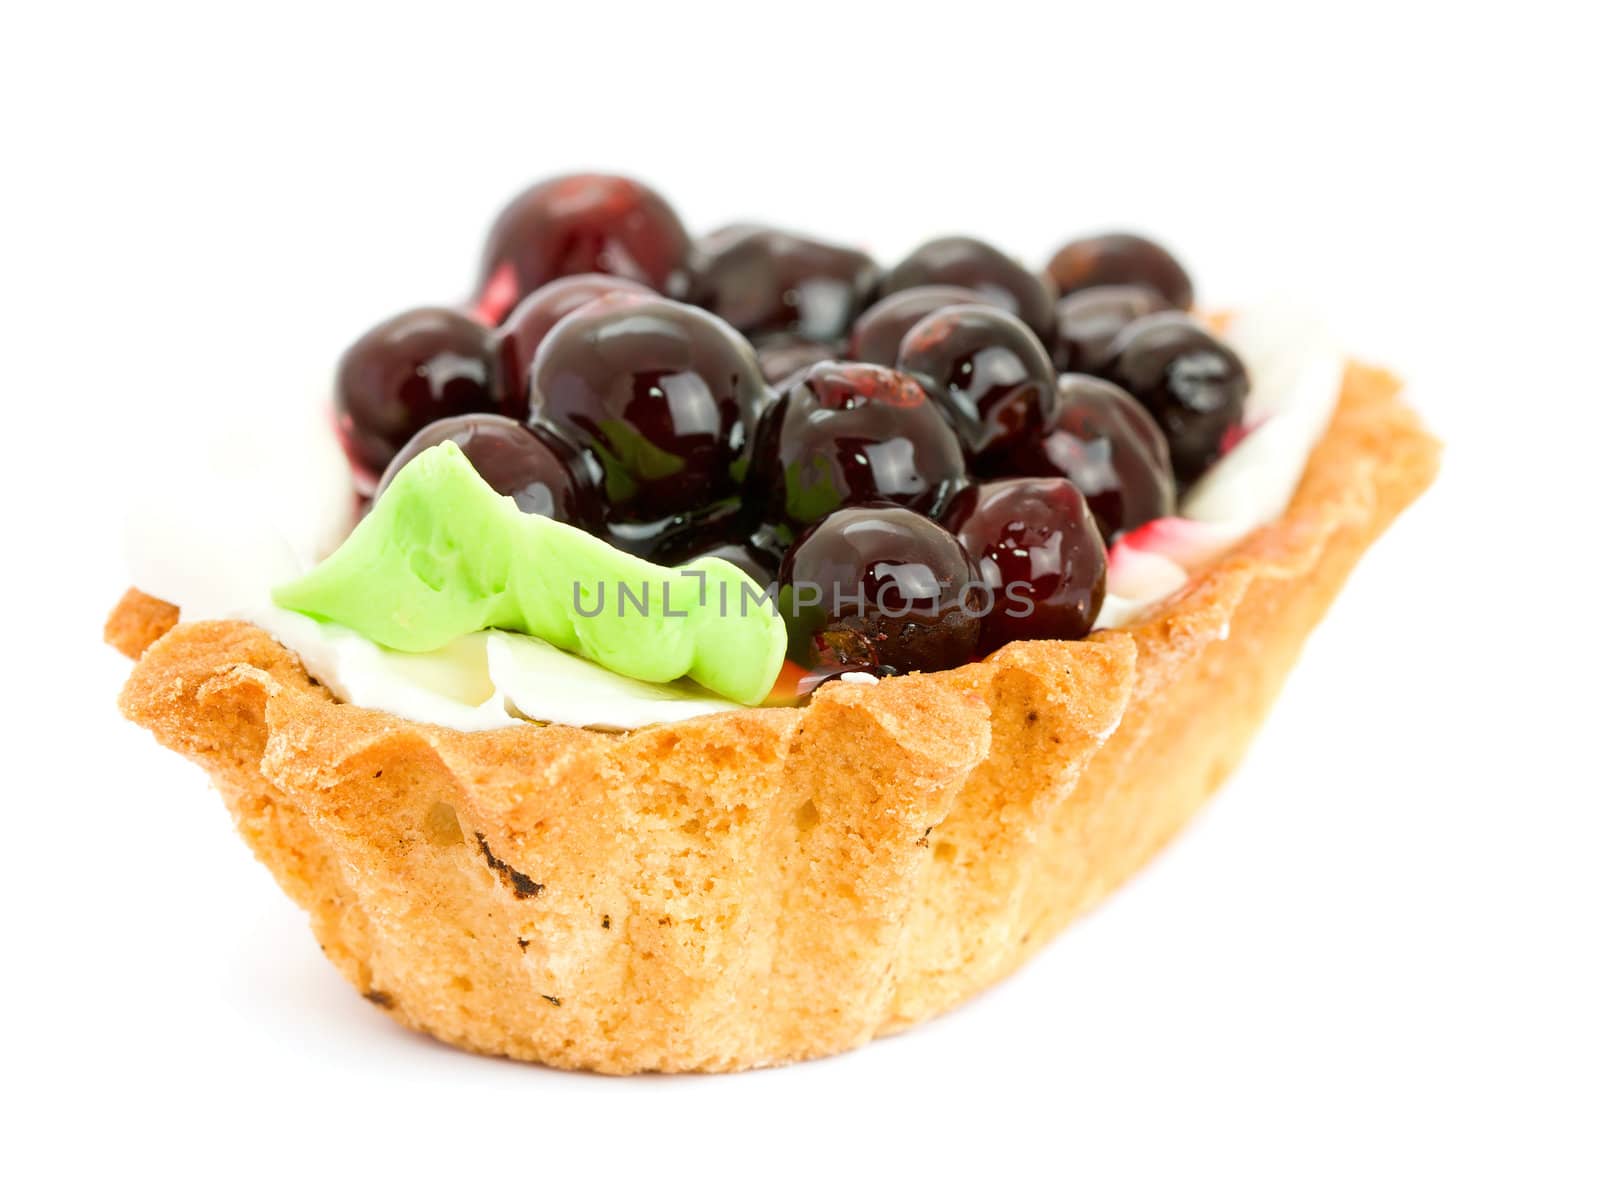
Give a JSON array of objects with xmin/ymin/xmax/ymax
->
[{"xmin": 5, "ymin": 2, "xmax": 1598, "ymax": 1185}]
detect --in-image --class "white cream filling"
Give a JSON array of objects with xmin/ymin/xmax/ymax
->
[{"xmin": 125, "ymin": 301, "xmax": 1347, "ymax": 731}]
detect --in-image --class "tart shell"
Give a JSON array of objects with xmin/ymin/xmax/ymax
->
[{"xmin": 108, "ymin": 362, "xmax": 1438, "ymax": 1073}]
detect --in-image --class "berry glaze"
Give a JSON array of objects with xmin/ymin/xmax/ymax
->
[{"xmin": 127, "ymin": 155, "xmax": 1352, "ymax": 730}]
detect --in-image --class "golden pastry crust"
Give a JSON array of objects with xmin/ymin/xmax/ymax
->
[
  {"xmin": 104, "ymin": 586, "xmax": 180, "ymax": 659},
  {"xmin": 110, "ymin": 362, "xmax": 1438, "ymax": 1073}
]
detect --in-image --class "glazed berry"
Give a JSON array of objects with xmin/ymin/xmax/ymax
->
[
  {"xmin": 754, "ymin": 335, "xmax": 839, "ymax": 385},
  {"xmin": 335, "ymin": 307, "xmax": 502, "ymax": 484},
  {"xmin": 896, "ymin": 304, "xmax": 1059, "ymax": 465},
  {"xmin": 846, "ymin": 284, "xmax": 991, "ymax": 366},
  {"xmin": 748, "ymin": 361, "xmax": 967, "ymax": 537},
  {"xmin": 1050, "ymin": 284, "xmax": 1174, "ymax": 373},
  {"xmin": 527, "ymin": 294, "xmax": 769, "ymax": 533},
  {"xmin": 692, "ymin": 527, "xmax": 785, "ymax": 589},
  {"xmin": 692, "ymin": 226, "xmax": 879, "ymax": 342},
  {"xmin": 943, "ymin": 477, "xmax": 1107, "ymax": 652},
  {"xmin": 475, "ymin": 174, "xmax": 692, "ymax": 323},
  {"xmin": 374, "ymin": 413, "xmax": 603, "ymax": 531},
  {"xmin": 1002, "ymin": 376, "xmax": 1175, "ymax": 541},
  {"xmin": 494, "ymin": 274, "xmax": 654, "ymax": 417},
  {"xmin": 879, "ymin": 237, "xmax": 1056, "ymax": 339},
  {"xmin": 605, "ymin": 494, "xmax": 752, "ymax": 566},
  {"xmin": 1105, "ymin": 313, "xmax": 1248, "ymax": 482},
  {"xmin": 778, "ymin": 504, "xmax": 983, "ymax": 676},
  {"xmin": 1047, "ymin": 233, "xmax": 1194, "ymax": 310}
]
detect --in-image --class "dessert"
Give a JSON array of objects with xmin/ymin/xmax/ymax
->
[{"xmin": 109, "ymin": 171, "xmax": 1438, "ymax": 1073}]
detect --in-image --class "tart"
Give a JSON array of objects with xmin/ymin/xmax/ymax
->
[{"xmin": 109, "ymin": 174, "xmax": 1438, "ymax": 1073}]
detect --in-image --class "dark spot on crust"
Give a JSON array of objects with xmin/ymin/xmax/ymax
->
[
  {"xmin": 542, "ymin": 994, "xmax": 562, "ymax": 1006},
  {"xmin": 516, "ymin": 937, "xmax": 530, "ymax": 951},
  {"xmin": 601, "ymin": 915, "xmax": 612, "ymax": 930},
  {"xmin": 474, "ymin": 832, "xmax": 544, "ymax": 899},
  {"xmin": 364, "ymin": 989, "xmax": 395, "ymax": 1009},
  {"xmin": 1025, "ymin": 711, "xmax": 1039, "ymax": 725},
  {"xmin": 916, "ymin": 827, "xmax": 932, "ymax": 848},
  {"xmin": 373, "ymin": 768, "xmax": 383, "ymax": 778}
]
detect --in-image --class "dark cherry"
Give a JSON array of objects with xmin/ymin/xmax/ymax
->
[
  {"xmin": 692, "ymin": 226, "xmax": 879, "ymax": 342},
  {"xmin": 748, "ymin": 361, "xmax": 968, "ymax": 539},
  {"xmin": 879, "ymin": 237, "xmax": 1056, "ymax": 339},
  {"xmin": 691, "ymin": 527, "xmax": 785, "ymax": 589},
  {"xmin": 896, "ymin": 304, "xmax": 1059, "ymax": 465},
  {"xmin": 778, "ymin": 504, "xmax": 983, "ymax": 676},
  {"xmin": 1051, "ymin": 284, "xmax": 1174, "ymax": 373},
  {"xmin": 527, "ymin": 294, "xmax": 770, "ymax": 533},
  {"xmin": 474, "ymin": 174, "xmax": 692, "ymax": 324},
  {"xmin": 335, "ymin": 307, "xmax": 502, "ymax": 485},
  {"xmin": 753, "ymin": 335, "xmax": 840, "ymax": 385},
  {"xmin": 1105, "ymin": 313, "xmax": 1248, "ymax": 483},
  {"xmin": 373, "ymin": 413, "xmax": 603, "ymax": 531},
  {"xmin": 1047, "ymin": 233, "xmax": 1194, "ymax": 310},
  {"xmin": 1001, "ymin": 376, "xmax": 1175, "ymax": 541},
  {"xmin": 846, "ymin": 284, "xmax": 992, "ymax": 366},
  {"xmin": 494, "ymin": 274, "xmax": 654, "ymax": 418},
  {"xmin": 943, "ymin": 477, "xmax": 1107, "ymax": 653},
  {"xmin": 605, "ymin": 494, "xmax": 753, "ymax": 566}
]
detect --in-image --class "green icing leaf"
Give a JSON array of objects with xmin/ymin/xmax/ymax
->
[{"xmin": 272, "ymin": 442, "xmax": 786, "ymax": 706}]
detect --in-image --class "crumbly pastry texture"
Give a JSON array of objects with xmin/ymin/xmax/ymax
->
[{"xmin": 109, "ymin": 362, "xmax": 1438, "ymax": 1073}]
